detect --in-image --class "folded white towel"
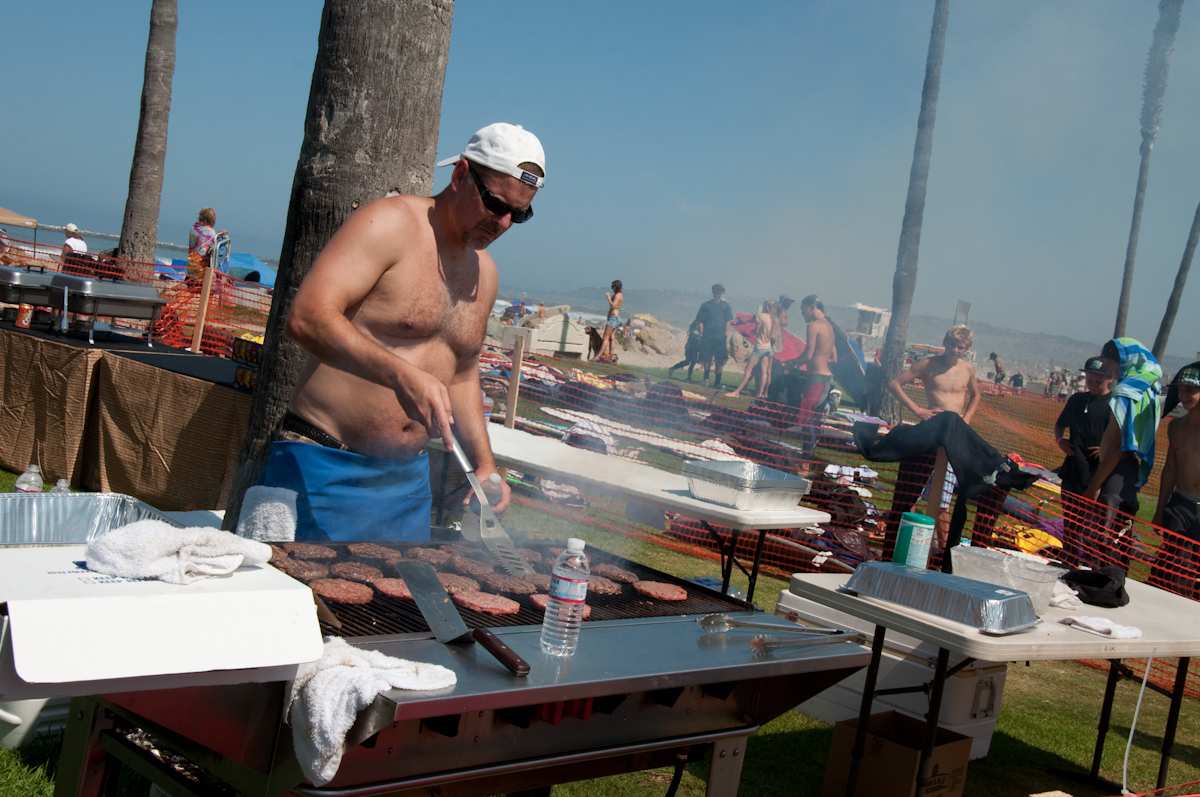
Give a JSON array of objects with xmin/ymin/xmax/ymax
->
[
  {"xmin": 86, "ymin": 520, "xmax": 272, "ymax": 585},
  {"xmin": 288, "ymin": 637, "xmax": 457, "ymax": 786},
  {"xmin": 1050, "ymin": 580, "xmax": 1083, "ymax": 609},
  {"xmin": 1060, "ymin": 615, "xmax": 1142, "ymax": 639},
  {"xmin": 236, "ymin": 485, "xmax": 298, "ymax": 542}
]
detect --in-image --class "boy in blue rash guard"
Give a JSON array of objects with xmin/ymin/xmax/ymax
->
[{"xmin": 260, "ymin": 123, "xmax": 545, "ymax": 541}]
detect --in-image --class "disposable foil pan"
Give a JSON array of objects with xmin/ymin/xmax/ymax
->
[
  {"xmin": 683, "ymin": 459, "xmax": 812, "ymax": 511},
  {"xmin": 0, "ymin": 493, "xmax": 180, "ymax": 546},
  {"xmin": 841, "ymin": 561, "xmax": 1039, "ymax": 635}
]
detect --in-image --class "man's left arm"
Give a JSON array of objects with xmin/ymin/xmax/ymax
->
[
  {"xmin": 448, "ymin": 353, "xmax": 511, "ymax": 511},
  {"xmin": 962, "ymin": 367, "xmax": 981, "ymax": 423}
]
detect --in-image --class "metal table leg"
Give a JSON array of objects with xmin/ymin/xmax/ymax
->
[
  {"xmin": 1156, "ymin": 656, "xmax": 1191, "ymax": 789},
  {"xmin": 706, "ymin": 734, "xmax": 748, "ymax": 796},
  {"xmin": 1089, "ymin": 659, "xmax": 1121, "ymax": 779},
  {"xmin": 745, "ymin": 530, "xmax": 768, "ymax": 603},
  {"xmin": 846, "ymin": 625, "xmax": 886, "ymax": 797},
  {"xmin": 916, "ymin": 647, "xmax": 951, "ymax": 791},
  {"xmin": 55, "ymin": 696, "xmax": 111, "ymax": 797}
]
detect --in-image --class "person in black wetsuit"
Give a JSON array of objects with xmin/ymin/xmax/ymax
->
[{"xmin": 1054, "ymin": 355, "xmax": 1133, "ymax": 567}]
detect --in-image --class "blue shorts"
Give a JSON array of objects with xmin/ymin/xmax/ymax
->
[
  {"xmin": 258, "ymin": 441, "xmax": 432, "ymax": 542},
  {"xmin": 606, "ymin": 315, "xmax": 620, "ymax": 328}
]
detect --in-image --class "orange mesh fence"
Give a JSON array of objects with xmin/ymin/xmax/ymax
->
[
  {"xmin": 481, "ymin": 343, "xmax": 1200, "ymax": 699},
  {"xmin": 1, "ymin": 234, "xmax": 271, "ymax": 354}
]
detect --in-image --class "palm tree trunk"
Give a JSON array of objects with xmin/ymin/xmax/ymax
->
[
  {"xmin": 1113, "ymin": 0, "xmax": 1183, "ymax": 338},
  {"xmin": 876, "ymin": 0, "xmax": 951, "ymax": 422},
  {"xmin": 1152, "ymin": 200, "xmax": 1200, "ymax": 360},
  {"xmin": 116, "ymin": 0, "xmax": 177, "ymax": 264},
  {"xmin": 224, "ymin": 0, "xmax": 453, "ymax": 529}
]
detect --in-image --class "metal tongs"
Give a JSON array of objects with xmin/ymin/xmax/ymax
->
[
  {"xmin": 749, "ymin": 632, "xmax": 863, "ymax": 657},
  {"xmin": 447, "ymin": 430, "xmax": 533, "ymax": 577},
  {"xmin": 697, "ymin": 613, "xmax": 846, "ymax": 635}
]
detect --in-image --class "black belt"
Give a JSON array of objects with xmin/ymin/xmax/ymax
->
[{"xmin": 279, "ymin": 412, "xmax": 351, "ymax": 451}]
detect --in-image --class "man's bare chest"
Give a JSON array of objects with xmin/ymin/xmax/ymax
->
[{"xmin": 356, "ymin": 268, "xmax": 487, "ymax": 355}]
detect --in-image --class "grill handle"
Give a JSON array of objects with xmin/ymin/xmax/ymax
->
[{"xmin": 472, "ymin": 628, "xmax": 530, "ymax": 677}]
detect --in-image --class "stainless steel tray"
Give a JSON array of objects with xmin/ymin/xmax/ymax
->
[
  {"xmin": 50, "ymin": 274, "xmax": 165, "ymax": 302},
  {"xmin": 841, "ymin": 561, "xmax": 1039, "ymax": 635},
  {"xmin": 0, "ymin": 267, "xmax": 56, "ymax": 306},
  {"xmin": 0, "ymin": 267, "xmax": 55, "ymax": 287},
  {"xmin": 0, "ymin": 493, "xmax": 181, "ymax": 546},
  {"xmin": 683, "ymin": 459, "xmax": 811, "ymax": 511}
]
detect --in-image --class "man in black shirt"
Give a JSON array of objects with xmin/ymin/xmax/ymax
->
[
  {"xmin": 692, "ymin": 283, "xmax": 733, "ymax": 387},
  {"xmin": 1055, "ymin": 355, "xmax": 1136, "ymax": 566}
]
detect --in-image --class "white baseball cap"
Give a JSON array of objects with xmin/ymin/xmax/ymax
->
[
  {"xmin": 64, "ymin": 223, "xmax": 79, "ymax": 235},
  {"xmin": 437, "ymin": 123, "xmax": 546, "ymax": 189}
]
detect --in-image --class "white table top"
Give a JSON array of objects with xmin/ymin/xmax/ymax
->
[
  {"xmin": 789, "ymin": 572, "xmax": 1200, "ymax": 661},
  {"xmin": 463, "ymin": 424, "xmax": 831, "ymax": 531}
]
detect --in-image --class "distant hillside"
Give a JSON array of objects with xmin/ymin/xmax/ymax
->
[{"xmin": 503, "ymin": 285, "xmax": 1192, "ymax": 379}]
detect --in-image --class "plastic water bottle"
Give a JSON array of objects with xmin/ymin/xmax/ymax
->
[
  {"xmin": 14, "ymin": 464, "xmax": 44, "ymax": 493},
  {"xmin": 540, "ymin": 538, "xmax": 590, "ymax": 657},
  {"xmin": 51, "ymin": 479, "xmax": 70, "ymax": 494}
]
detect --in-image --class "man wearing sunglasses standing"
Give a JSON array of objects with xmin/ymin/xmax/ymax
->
[{"xmin": 261, "ymin": 123, "xmax": 544, "ymax": 542}]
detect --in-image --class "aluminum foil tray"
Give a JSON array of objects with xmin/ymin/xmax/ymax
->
[
  {"xmin": 683, "ymin": 459, "xmax": 811, "ymax": 511},
  {"xmin": 0, "ymin": 493, "xmax": 180, "ymax": 546},
  {"xmin": 841, "ymin": 561, "xmax": 1039, "ymax": 635}
]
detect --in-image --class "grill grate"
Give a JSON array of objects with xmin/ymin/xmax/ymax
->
[{"xmin": 293, "ymin": 541, "xmax": 748, "ymax": 638}]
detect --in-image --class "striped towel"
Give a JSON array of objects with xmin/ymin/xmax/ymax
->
[{"xmin": 1107, "ymin": 337, "xmax": 1163, "ymax": 488}]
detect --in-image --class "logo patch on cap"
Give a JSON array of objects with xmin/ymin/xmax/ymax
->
[
  {"xmin": 519, "ymin": 171, "xmax": 539, "ymax": 187},
  {"xmin": 1179, "ymin": 367, "xmax": 1200, "ymax": 386}
]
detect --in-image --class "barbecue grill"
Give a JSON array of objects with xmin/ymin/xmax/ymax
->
[{"xmin": 54, "ymin": 539, "xmax": 869, "ymax": 796}]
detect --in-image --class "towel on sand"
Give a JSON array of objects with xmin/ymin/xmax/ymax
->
[
  {"xmin": 86, "ymin": 520, "xmax": 272, "ymax": 585},
  {"xmin": 288, "ymin": 637, "xmax": 457, "ymax": 786}
]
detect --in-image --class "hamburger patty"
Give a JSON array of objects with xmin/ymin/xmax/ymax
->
[
  {"xmin": 347, "ymin": 542, "xmax": 403, "ymax": 561},
  {"xmin": 374, "ymin": 578, "xmax": 412, "ymax": 601},
  {"xmin": 436, "ymin": 572, "xmax": 480, "ymax": 595},
  {"xmin": 275, "ymin": 558, "xmax": 330, "ymax": 582},
  {"xmin": 592, "ymin": 563, "xmax": 639, "ymax": 584},
  {"xmin": 452, "ymin": 590, "xmax": 520, "ymax": 616},
  {"xmin": 529, "ymin": 593, "xmax": 592, "ymax": 619},
  {"xmin": 408, "ymin": 547, "xmax": 453, "ymax": 567},
  {"xmin": 284, "ymin": 542, "xmax": 337, "ymax": 560},
  {"xmin": 330, "ymin": 561, "xmax": 384, "ymax": 584},
  {"xmin": 450, "ymin": 554, "xmax": 494, "ymax": 579},
  {"xmin": 586, "ymin": 575, "xmax": 622, "ymax": 596},
  {"xmin": 477, "ymin": 572, "xmax": 537, "ymax": 595},
  {"xmin": 632, "ymin": 581, "xmax": 688, "ymax": 602},
  {"xmin": 310, "ymin": 578, "xmax": 374, "ymax": 605}
]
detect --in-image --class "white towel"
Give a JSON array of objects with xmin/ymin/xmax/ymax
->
[
  {"xmin": 236, "ymin": 485, "xmax": 298, "ymax": 542},
  {"xmin": 86, "ymin": 520, "xmax": 272, "ymax": 585},
  {"xmin": 1060, "ymin": 615, "xmax": 1142, "ymax": 639},
  {"xmin": 1050, "ymin": 580, "xmax": 1082, "ymax": 610},
  {"xmin": 287, "ymin": 637, "xmax": 457, "ymax": 786}
]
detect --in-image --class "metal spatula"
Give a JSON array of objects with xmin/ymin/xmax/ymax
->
[{"xmin": 446, "ymin": 431, "xmax": 533, "ymax": 577}]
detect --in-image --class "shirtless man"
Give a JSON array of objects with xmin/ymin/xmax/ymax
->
[
  {"xmin": 794, "ymin": 295, "xmax": 837, "ymax": 412},
  {"xmin": 259, "ymin": 123, "xmax": 544, "ymax": 541},
  {"xmin": 881, "ymin": 325, "xmax": 980, "ymax": 557},
  {"xmin": 889, "ymin": 325, "xmax": 980, "ymax": 422},
  {"xmin": 1151, "ymin": 366, "xmax": 1200, "ymax": 595}
]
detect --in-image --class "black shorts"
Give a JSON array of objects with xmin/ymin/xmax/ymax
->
[
  {"xmin": 699, "ymin": 337, "xmax": 727, "ymax": 365},
  {"xmin": 1162, "ymin": 492, "xmax": 1200, "ymax": 542}
]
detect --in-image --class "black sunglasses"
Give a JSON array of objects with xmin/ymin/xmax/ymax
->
[{"xmin": 468, "ymin": 166, "xmax": 533, "ymax": 223}]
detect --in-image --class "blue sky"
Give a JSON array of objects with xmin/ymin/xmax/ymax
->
[{"xmin": 4, "ymin": 1, "xmax": 1200, "ymax": 356}]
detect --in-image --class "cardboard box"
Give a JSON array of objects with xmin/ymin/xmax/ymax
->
[{"xmin": 822, "ymin": 711, "xmax": 972, "ymax": 797}]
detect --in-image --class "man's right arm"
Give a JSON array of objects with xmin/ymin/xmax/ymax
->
[
  {"xmin": 287, "ymin": 199, "xmax": 453, "ymax": 441},
  {"xmin": 889, "ymin": 362, "xmax": 931, "ymax": 420}
]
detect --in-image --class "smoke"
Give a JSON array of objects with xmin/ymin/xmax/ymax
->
[{"xmin": 1139, "ymin": 0, "xmax": 1184, "ymax": 154}]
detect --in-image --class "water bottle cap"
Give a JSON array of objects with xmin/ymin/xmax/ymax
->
[
  {"xmin": 28, "ymin": 464, "xmax": 41, "ymax": 473},
  {"xmin": 566, "ymin": 538, "xmax": 585, "ymax": 552}
]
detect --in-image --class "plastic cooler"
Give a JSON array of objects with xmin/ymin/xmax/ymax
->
[{"xmin": 776, "ymin": 581, "xmax": 1006, "ymax": 760}]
